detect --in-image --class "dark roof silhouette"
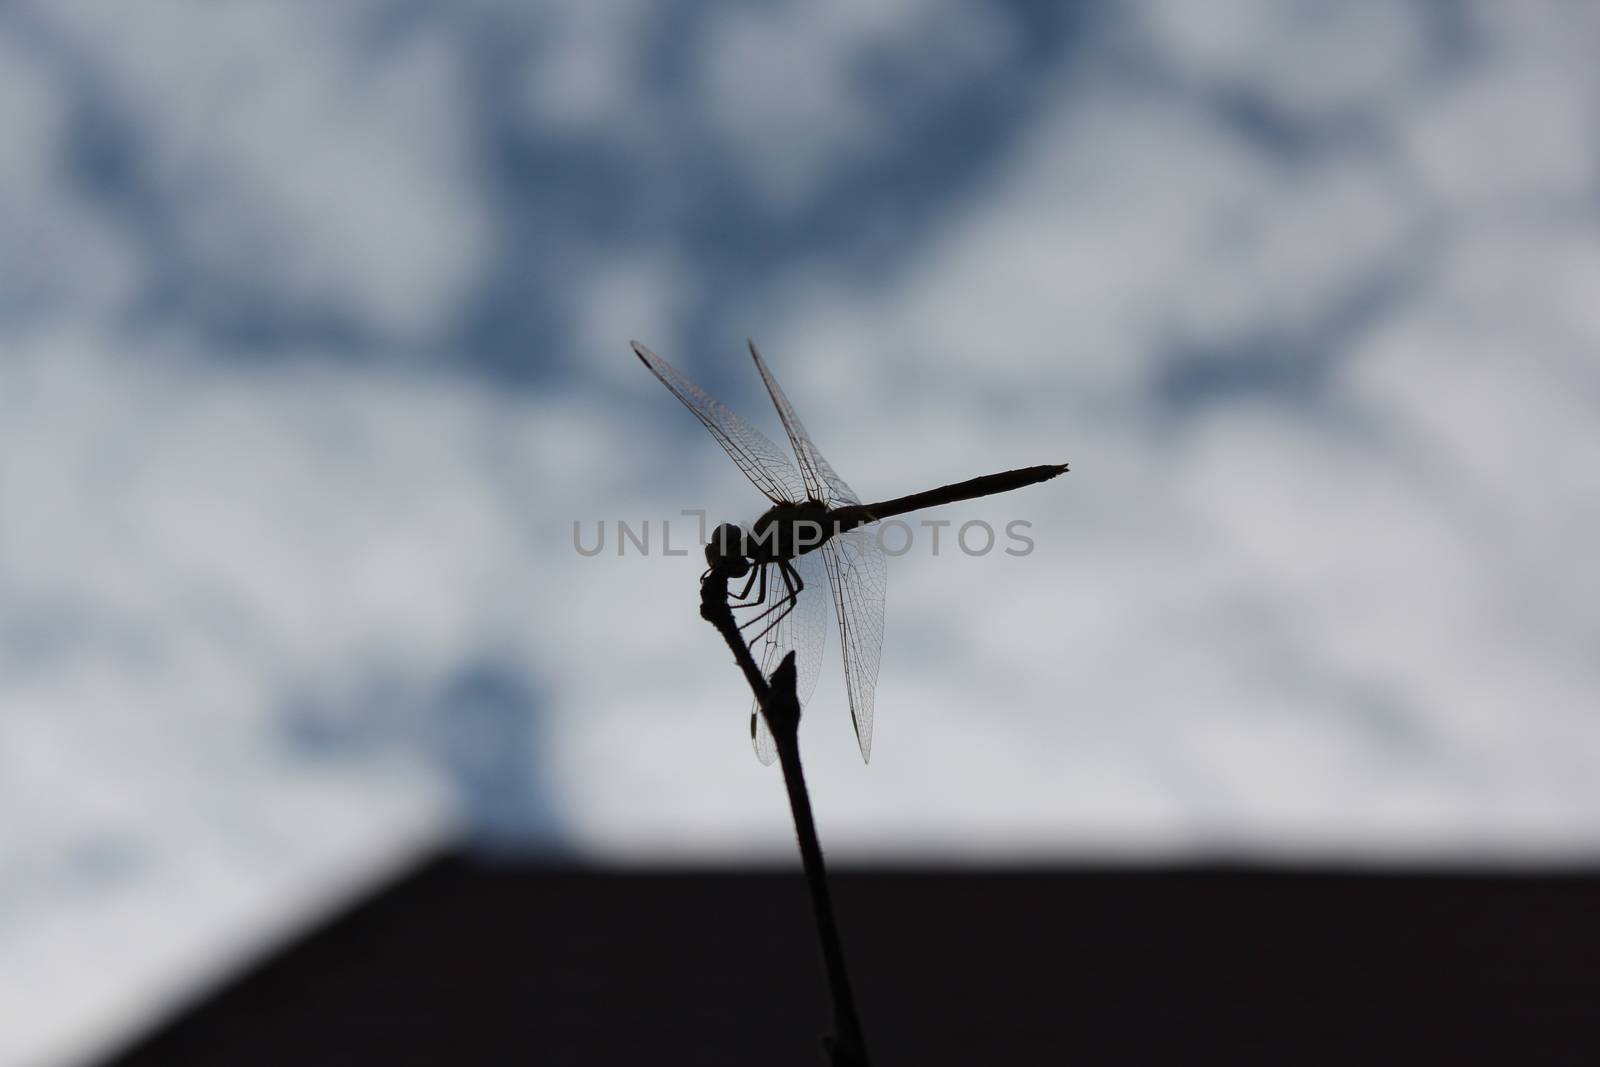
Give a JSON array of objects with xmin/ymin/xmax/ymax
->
[{"xmin": 106, "ymin": 857, "xmax": 1599, "ymax": 1066}]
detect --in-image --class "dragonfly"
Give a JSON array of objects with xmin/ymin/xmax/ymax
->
[{"xmin": 632, "ymin": 339, "xmax": 1067, "ymax": 764}]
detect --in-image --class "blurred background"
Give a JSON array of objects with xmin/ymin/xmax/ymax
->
[{"xmin": 4, "ymin": 1, "xmax": 1599, "ymax": 1064}]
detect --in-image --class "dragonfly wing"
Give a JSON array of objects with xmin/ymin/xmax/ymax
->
[
  {"xmin": 821, "ymin": 526, "xmax": 887, "ymax": 763},
  {"xmin": 747, "ymin": 340, "xmax": 860, "ymax": 507},
  {"xmin": 750, "ymin": 702, "xmax": 780, "ymax": 765},
  {"xmin": 750, "ymin": 550, "xmax": 829, "ymax": 765},
  {"xmin": 814, "ymin": 454, "xmax": 861, "ymax": 506},
  {"xmin": 632, "ymin": 341, "xmax": 807, "ymax": 504}
]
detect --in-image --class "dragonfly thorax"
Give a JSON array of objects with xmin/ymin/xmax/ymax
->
[{"xmin": 746, "ymin": 499, "xmax": 835, "ymax": 563}]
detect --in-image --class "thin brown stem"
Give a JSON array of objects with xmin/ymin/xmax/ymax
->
[{"xmin": 700, "ymin": 569, "xmax": 871, "ymax": 1066}]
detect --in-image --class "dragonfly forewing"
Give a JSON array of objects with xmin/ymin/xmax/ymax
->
[
  {"xmin": 632, "ymin": 341, "xmax": 807, "ymax": 505},
  {"xmin": 747, "ymin": 340, "xmax": 861, "ymax": 508}
]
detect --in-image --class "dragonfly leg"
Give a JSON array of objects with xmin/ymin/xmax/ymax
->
[
  {"xmin": 736, "ymin": 561, "xmax": 794, "ymax": 632},
  {"xmin": 742, "ymin": 559, "xmax": 803, "ymax": 646},
  {"xmin": 730, "ymin": 562, "xmax": 768, "ymax": 609},
  {"xmin": 730, "ymin": 561, "xmax": 764, "ymax": 604}
]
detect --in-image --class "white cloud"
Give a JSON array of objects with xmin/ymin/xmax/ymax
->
[
  {"xmin": 1136, "ymin": 0, "xmax": 1428, "ymax": 118},
  {"xmin": 27, "ymin": 0, "xmax": 487, "ymax": 343},
  {"xmin": 569, "ymin": 249, "xmax": 697, "ymax": 385},
  {"xmin": 698, "ymin": 0, "xmax": 1016, "ymax": 208},
  {"xmin": 520, "ymin": 0, "xmax": 655, "ymax": 132},
  {"xmin": 0, "ymin": 29, "xmax": 139, "ymax": 324},
  {"xmin": 1399, "ymin": 49, "xmax": 1599, "ymax": 210}
]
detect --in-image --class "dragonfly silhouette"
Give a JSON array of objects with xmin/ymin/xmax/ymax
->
[{"xmin": 633, "ymin": 340, "xmax": 1067, "ymax": 764}]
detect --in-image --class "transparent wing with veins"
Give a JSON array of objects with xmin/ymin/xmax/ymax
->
[
  {"xmin": 747, "ymin": 340, "xmax": 887, "ymax": 763},
  {"xmin": 820, "ymin": 526, "xmax": 886, "ymax": 762},
  {"xmin": 750, "ymin": 548, "xmax": 829, "ymax": 765},
  {"xmin": 747, "ymin": 340, "xmax": 859, "ymax": 507},
  {"xmin": 631, "ymin": 341, "xmax": 807, "ymax": 505}
]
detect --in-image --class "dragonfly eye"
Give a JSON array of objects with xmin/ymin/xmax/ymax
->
[{"xmin": 704, "ymin": 522, "xmax": 749, "ymax": 576}]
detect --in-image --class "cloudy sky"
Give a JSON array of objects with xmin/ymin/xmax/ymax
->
[{"xmin": 4, "ymin": 1, "xmax": 1599, "ymax": 1064}]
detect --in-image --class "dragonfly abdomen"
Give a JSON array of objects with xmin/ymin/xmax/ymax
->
[{"xmin": 834, "ymin": 463, "xmax": 1069, "ymax": 528}]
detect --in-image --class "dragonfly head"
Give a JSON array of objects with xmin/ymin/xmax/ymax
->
[{"xmin": 704, "ymin": 522, "xmax": 752, "ymax": 578}]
